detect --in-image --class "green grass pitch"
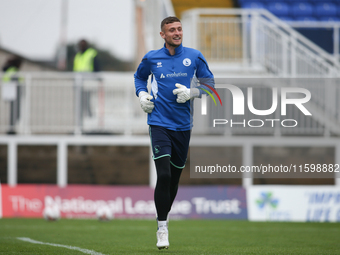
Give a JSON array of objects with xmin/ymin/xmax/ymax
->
[{"xmin": 0, "ymin": 218, "xmax": 339, "ymax": 254}]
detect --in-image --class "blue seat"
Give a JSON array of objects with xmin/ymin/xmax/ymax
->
[
  {"xmin": 292, "ymin": 2, "xmax": 314, "ymax": 18},
  {"xmin": 294, "ymin": 16, "xmax": 318, "ymax": 22},
  {"xmin": 238, "ymin": 0, "xmax": 262, "ymax": 4},
  {"xmin": 279, "ymin": 16, "xmax": 294, "ymax": 22},
  {"xmin": 310, "ymin": 0, "xmax": 337, "ymax": 2},
  {"xmin": 238, "ymin": 0, "xmax": 267, "ymax": 6},
  {"xmin": 242, "ymin": 2, "xmax": 265, "ymax": 9},
  {"xmin": 247, "ymin": 0, "xmax": 270, "ymax": 2},
  {"xmin": 267, "ymin": 2, "xmax": 290, "ymax": 16},
  {"xmin": 284, "ymin": 0, "xmax": 304, "ymax": 2},
  {"xmin": 319, "ymin": 16, "xmax": 340, "ymax": 22},
  {"xmin": 314, "ymin": 3, "xmax": 337, "ymax": 17}
]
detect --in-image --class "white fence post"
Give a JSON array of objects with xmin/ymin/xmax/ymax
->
[
  {"xmin": 8, "ymin": 140, "xmax": 17, "ymax": 186},
  {"xmin": 57, "ymin": 140, "xmax": 67, "ymax": 187},
  {"xmin": 250, "ymin": 12, "xmax": 258, "ymax": 68},
  {"xmin": 242, "ymin": 142, "xmax": 253, "ymax": 187},
  {"xmin": 242, "ymin": 12, "xmax": 249, "ymax": 68},
  {"xmin": 74, "ymin": 74, "xmax": 82, "ymax": 135},
  {"xmin": 23, "ymin": 74, "xmax": 32, "ymax": 135}
]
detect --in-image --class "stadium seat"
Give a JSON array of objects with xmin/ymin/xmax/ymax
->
[
  {"xmin": 238, "ymin": 0, "xmax": 267, "ymax": 7},
  {"xmin": 279, "ymin": 16, "xmax": 294, "ymax": 22},
  {"xmin": 319, "ymin": 16, "xmax": 340, "ymax": 22},
  {"xmin": 295, "ymin": 16, "xmax": 318, "ymax": 22},
  {"xmin": 241, "ymin": 2, "xmax": 265, "ymax": 9},
  {"xmin": 311, "ymin": 0, "xmax": 337, "ymax": 2},
  {"xmin": 238, "ymin": 0, "xmax": 260, "ymax": 4},
  {"xmin": 314, "ymin": 3, "xmax": 337, "ymax": 17},
  {"xmin": 283, "ymin": 0, "xmax": 302, "ymax": 2},
  {"xmin": 267, "ymin": 2, "xmax": 290, "ymax": 16},
  {"xmin": 292, "ymin": 2, "xmax": 314, "ymax": 18}
]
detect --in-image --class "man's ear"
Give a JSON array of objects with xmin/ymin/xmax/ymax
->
[{"xmin": 160, "ymin": 31, "xmax": 165, "ymax": 39}]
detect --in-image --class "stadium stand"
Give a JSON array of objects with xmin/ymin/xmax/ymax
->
[
  {"xmin": 239, "ymin": 0, "xmax": 340, "ymax": 55},
  {"xmin": 267, "ymin": 2, "xmax": 290, "ymax": 17},
  {"xmin": 314, "ymin": 2, "xmax": 337, "ymax": 18},
  {"xmin": 242, "ymin": 2, "xmax": 265, "ymax": 9},
  {"xmin": 239, "ymin": 0, "xmax": 340, "ymax": 21},
  {"xmin": 291, "ymin": 2, "xmax": 314, "ymax": 19}
]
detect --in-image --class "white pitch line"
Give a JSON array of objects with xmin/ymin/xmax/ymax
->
[{"xmin": 17, "ymin": 237, "xmax": 106, "ymax": 255}]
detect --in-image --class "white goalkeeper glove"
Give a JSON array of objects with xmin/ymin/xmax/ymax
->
[
  {"xmin": 172, "ymin": 83, "xmax": 200, "ymax": 103},
  {"xmin": 138, "ymin": 91, "xmax": 154, "ymax": 113}
]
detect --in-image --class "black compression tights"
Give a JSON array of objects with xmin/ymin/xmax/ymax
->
[{"xmin": 154, "ymin": 156, "xmax": 183, "ymax": 221}]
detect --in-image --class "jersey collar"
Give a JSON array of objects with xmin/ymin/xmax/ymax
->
[{"xmin": 163, "ymin": 43, "xmax": 183, "ymax": 56}]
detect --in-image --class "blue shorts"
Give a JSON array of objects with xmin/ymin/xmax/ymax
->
[{"xmin": 149, "ymin": 125, "xmax": 191, "ymax": 169}]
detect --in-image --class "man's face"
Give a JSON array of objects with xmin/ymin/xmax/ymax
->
[
  {"xmin": 160, "ymin": 22, "xmax": 183, "ymax": 48},
  {"xmin": 79, "ymin": 40, "xmax": 88, "ymax": 52}
]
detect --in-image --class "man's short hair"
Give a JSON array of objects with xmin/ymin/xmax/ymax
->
[{"xmin": 161, "ymin": 16, "xmax": 181, "ymax": 31}]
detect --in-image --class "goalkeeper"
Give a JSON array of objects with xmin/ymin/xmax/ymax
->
[{"xmin": 134, "ymin": 16, "xmax": 214, "ymax": 250}]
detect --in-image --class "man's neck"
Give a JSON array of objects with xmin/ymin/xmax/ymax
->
[{"xmin": 165, "ymin": 44, "xmax": 178, "ymax": 56}]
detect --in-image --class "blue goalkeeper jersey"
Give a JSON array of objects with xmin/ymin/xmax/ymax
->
[{"xmin": 134, "ymin": 44, "xmax": 214, "ymax": 131}]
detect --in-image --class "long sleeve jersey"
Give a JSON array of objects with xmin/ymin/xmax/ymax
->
[{"xmin": 134, "ymin": 43, "xmax": 214, "ymax": 131}]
